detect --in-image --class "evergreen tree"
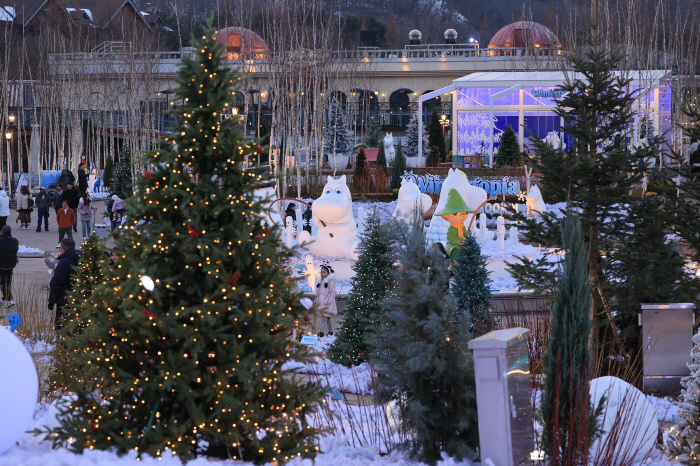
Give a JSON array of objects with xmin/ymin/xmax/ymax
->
[
  {"xmin": 327, "ymin": 209, "xmax": 395, "ymax": 366},
  {"xmin": 403, "ymin": 113, "xmax": 429, "ymax": 158},
  {"xmin": 530, "ymin": 138, "xmax": 570, "ymax": 203},
  {"xmin": 540, "ymin": 213, "xmax": 603, "ymax": 465},
  {"xmin": 363, "ymin": 116, "xmax": 382, "ymax": 148},
  {"xmin": 667, "ymin": 331, "xmax": 700, "ymax": 463},
  {"xmin": 451, "ymin": 233, "xmax": 492, "ymax": 335},
  {"xmin": 112, "ymin": 145, "xmax": 132, "ymax": 199},
  {"xmin": 372, "ymin": 217, "xmax": 478, "ymax": 465},
  {"xmin": 103, "ymin": 154, "xmax": 114, "ymax": 189},
  {"xmin": 494, "ymin": 125, "xmax": 520, "ymax": 167},
  {"xmin": 428, "ymin": 110, "xmax": 446, "ymax": 161},
  {"xmin": 390, "ymin": 140, "xmax": 406, "ymax": 191},
  {"xmin": 426, "ymin": 145, "xmax": 440, "ymax": 167},
  {"xmin": 49, "ymin": 235, "xmax": 106, "ymax": 394},
  {"xmin": 508, "ymin": 19, "xmax": 650, "ymax": 363},
  {"xmin": 376, "ymin": 142, "xmax": 387, "ymax": 172},
  {"xmin": 49, "ymin": 21, "xmax": 324, "ymax": 464},
  {"xmin": 324, "ymin": 97, "xmax": 353, "ymax": 157},
  {"xmin": 354, "ymin": 147, "xmax": 367, "ymax": 180}
]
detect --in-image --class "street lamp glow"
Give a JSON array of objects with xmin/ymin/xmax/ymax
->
[
  {"xmin": 469, "ymin": 38, "xmax": 474, "ymax": 43},
  {"xmin": 441, "ymin": 114, "xmax": 447, "ymax": 121},
  {"xmin": 4, "ymin": 132, "xmax": 11, "ymax": 140},
  {"xmin": 8, "ymin": 114, "xmax": 15, "ymax": 124},
  {"xmin": 232, "ymin": 107, "xmax": 239, "ymax": 115}
]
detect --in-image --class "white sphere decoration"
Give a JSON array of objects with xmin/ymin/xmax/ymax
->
[
  {"xmin": 140, "ymin": 275, "xmax": 155, "ymax": 292},
  {"xmin": 588, "ymin": 376, "xmax": 658, "ymax": 463},
  {"xmin": 0, "ymin": 327, "xmax": 38, "ymax": 455}
]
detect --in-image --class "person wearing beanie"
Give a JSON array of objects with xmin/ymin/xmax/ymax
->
[
  {"xmin": 35, "ymin": 186, "xmax": 52, "ymax": 232},
  {"xmin": 433, "ymin": 188, "xmax": 476, "ymax": 259},
  {"xmin": 109, "ymin": 194, "xmax": 125, "ymax": 232},
  {"xmin": 314, "ymin": 264, "xmax": 337, "ymax": 337},
  {"xmin": 0, "ymin": 225, "xmax": 18, "ymax": 308}
]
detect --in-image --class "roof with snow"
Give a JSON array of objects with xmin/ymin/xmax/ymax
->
[{"xmin": 453, "ymin": 70, "xmax": 671, "ymax": 88}]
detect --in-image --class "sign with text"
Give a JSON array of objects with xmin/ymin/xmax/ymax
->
[
  {"xmin": 401, "ymin": 171, "xmax": 521, "ymax": 198},
  {"xmin": 300, "ymin": 335, "xmax": 319, "ymax": 346}
]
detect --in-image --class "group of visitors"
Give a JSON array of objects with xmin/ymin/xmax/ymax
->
[{"xmin": 284, "ymin": 202, "xmax": 313, "ymax": 235}]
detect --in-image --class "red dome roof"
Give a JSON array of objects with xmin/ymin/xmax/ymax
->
[
  {"xmin": 216, "ymin": 27, "xmax": 268, "ymax": 52},
  {"xmin": 488, "ymin": 21, "xmax": 560, "ymax": 48}
]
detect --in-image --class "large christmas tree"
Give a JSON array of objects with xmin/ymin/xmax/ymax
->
[
  {"xmin": 324, "ymin": 97, "xmax": 353, "ymax": 157},
  {"xmin": 327, "ymin": 208, "xmax": 395, "ymax": 366},
  {"xmin": 403, "ymin": 113, "xmax": 429, "ymax": 158},
  {"xmin": 49, "ymin": 235, "xmax": 106, "ymax": 394},
  {"xmin": 111, "ymin": 145, "xmax": 132, "ymax": 199},
  {"xmin": 372, "ymin": 217, "xmax": 478, "ymax": 465},
  {"xmin": 50, "ymin": 21, "xmax": 324, "ymax": 464},
  {"xmin": 451, "ymin": 233, "xmax": 492, "ymax": 335},
  {"xmin": 667, "ymin": 331, "xmax": 700, "ymax": 463}
]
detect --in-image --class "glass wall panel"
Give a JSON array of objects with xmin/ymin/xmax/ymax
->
[
  {"xmin": 522, "ymin": 87, "xmax": 567, "ymax": 106},
  {"xmin": 456, "ymin": 88, "xmax": 507, "ymax": 106},
  {"xmin": 457, "ymin": 111, "xmax": 518, "ymax": 155},
  {"xmin": 524, "ymin": 112, "xmax": 564, "ymax": 152}
]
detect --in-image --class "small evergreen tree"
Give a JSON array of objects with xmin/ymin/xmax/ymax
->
[
  {"xmin": 495, "ymin": 125, "xmax": 520, "ymax": 167},
  {"xmin": 428, "ymin": 110, "xmax": 446, "ymax": 161},
  {"xmin": 426, "ymin": 145, "xmax": 440, "ymax": 167},
  {"xmin": 390, "ymin": 140, "xmax": 406, "ymax": 191},
  {"xmin": 403, "ymin": 113, "xmax": 429, "ymax": 158},
  {"xmin": 372, "ymin": 217, "xmax": 478, "ymax": 465},
  {"xmin": 103, "ymin": 154, "xmax": 114, "ymax": 189},
  {"xmin": 49, "ymin": 21, "xmax": 325, "ymax": 464},
  {"xmin": 327, "ymin": 209, "xmax": 395, "ymax": 366},
  {"xmin": 355, "ymin": 147, "xmax": 367, "ymax": 179},
  {"xmin": 540, "ymin": 213, "xmax": 603, "ymax": 465},
  {"xmin": 49, "ymin": 235, "xmax": 106, "ymax": 394},
  {"xmin": 324, "ymin": 97, "xmax": 353, "ymax": 157},
  {"xmin": 363, "ymin": 116, "xmax": 382, "ymax": 148},
  {"xmin": 376, "ymin": 143, "xmax": 387, "ymax": 172},
  {"xmin": 451, "ymin": 233, "xmax": 492, "ymax": 335},
  {"xmin": 667, "ymin": 331, "xmax": 700, "ymax": 463},
  {"xmin": 112, "ymin": 145, "xmax": 132, "ymax": 199}
]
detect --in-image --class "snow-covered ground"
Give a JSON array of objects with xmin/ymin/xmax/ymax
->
[{"xmin": 18, "ymin": 245, "xmax": 44, "ymax": 255}]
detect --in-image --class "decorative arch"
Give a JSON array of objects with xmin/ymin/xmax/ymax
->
[
  {"xmin": 389, "ymin": 88, "xmax": 412, "ymax": 111},
  {"xmin": 421, "ymin": 90, "xmax": 442, "ymax": 114}
]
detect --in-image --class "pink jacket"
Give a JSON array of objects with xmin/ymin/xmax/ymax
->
[
  {"xmin": 77, "ymin": 200, "xmax": 92, "ymax": 221},
  {"xmin": 314, "ymin": 276, "xmax": 337, "ymax": 316}
]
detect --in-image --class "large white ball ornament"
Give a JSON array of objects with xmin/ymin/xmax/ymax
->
[
  {"xmin": 0, "ymin": 327, "xmax": 38, "ymax": 455},
  {"xmin": 589, "ymin": 376, "xmax": 657, "ymax": 463}
]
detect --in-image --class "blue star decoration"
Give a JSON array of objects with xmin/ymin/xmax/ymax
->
[{"xmin": 7, "ymin": 312, "xmax": 21, "ymax": 333}]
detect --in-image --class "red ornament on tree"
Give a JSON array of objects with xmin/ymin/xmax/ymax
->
[
  {"xmin": 142, "ymin": 309, "xmax": 156, "ymax": 320},
  {"xmin": 112, "ymin": 232, "xmax": 120, "ymax": 240},
  {"xmin": 228, "ymin": 272, "xmax": 241, "ymax": 286},
  {"xmin": 87, "ymin": 339, "xmax": 97, "ymax": 347},
  {"xmin": 187, "ymin": 225, "xmax": 200, "ymax": 237},
  {"xmin": 90, "ymin": 419, "xmax": 98, "ymax": 431},
  {"xmin": 144, "ymin": 170, "xmax": 152, "ymax": 180},
  {"xmin": 257, "ymin": 145, "xmax": 264, "ymax": 154}
]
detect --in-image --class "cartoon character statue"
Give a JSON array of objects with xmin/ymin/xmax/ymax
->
[
  {"xmin": 392, "ymin": 178, "xmax": 432, "ymax": 222},
  {"xmin": 297, "ymin": 175, "xmax": 359, "ymax": 260},
  {"xmin": 433, "ymin": 188, "xmax": 475, "ymax": 259},
  {"xmin": 526, "ymin": 185, "xmax": 547, "ymax": 218}
]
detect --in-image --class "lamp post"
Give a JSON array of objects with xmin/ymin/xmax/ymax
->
[
  {"xmin": 4, "ymin": 129, "xmax": 11, "ymax": 196},
  {"xmin": 439, "ymin": 113, "xmax": 451, "ymax": 137}
]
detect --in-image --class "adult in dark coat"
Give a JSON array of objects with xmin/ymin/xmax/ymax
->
[
  {"xmin": 0, "ymin": 225, "xmax": 18, "ymax": 307},
  {"xmin": 284, "ymin": 203, "xmax": 297, "ymax": 222},
  {"xmin": 49, "ymin": 238, "xmax": 80, "ymax": 328},
  {"xmin": 51, "ymin": 184, "xmax": 64, "ymax": 214},
  {"xmin": 302, "ymin": 202, "xmax": 313, "ymax": 234},
  {"xmin": 78, "ymin": 163, "xmax": 89, "ymax": 197},
  {"xmin": 62, "ymin": 182, "xmax": 81, "ymax": 232},
  {"xmin": 58, "ymin": 169, "xmax": 75, "ymax": 191}
]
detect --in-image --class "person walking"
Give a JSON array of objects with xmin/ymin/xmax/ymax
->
[
  {"xmin": 16, "ymin": 185, "xmax": 33, "ymax": 230},
  {"xmin": 314, "ymin": 264, "xmax": 337, "ymax": 337},
  {"xmin": 62, "ymin": 181, "xmax": 80, "ymax": 233},
  {"xmin": 58, "ymin": 168, "xmax": 75, "ymax": 191},
  {"xmin": 110, "ymin": 194, "xmax": 125, "ymax": 231},
  {"xmin": 78, "ymin": 163, "xmax": 89, "ymax": 197},
  {"xmin": 302, "ymin": 202, "xmax": 313, "ymax": 234},
  {"xmin": 77, "ymin": 194, "xmax": 93, "ymax": 239},
  {"xmin": 51, "ymin": 184, "xmax": 63, "ymax": 215},
  {"xmin": 48, "ymin": 238, "xmax": 80, "ymax": 329},
  {"xmin": 0, "ymin": 190, "xmax": 9, "ymax": 228},
  {"xmin": 0, "ymin": 225, "xmax": 18, "ymax": 308},
  {"xmin": 56, "ymin": 200, "xmax": 75, "ymax": 246},
  {"xmin": 35, "ymin": 186, "xmax": 52, "ymax": 232}
]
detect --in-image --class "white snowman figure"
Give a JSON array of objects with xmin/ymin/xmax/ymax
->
[
  {"xmin": 88, "ymin": 169, "xmax": 97, "ymax": 193},
  {"xmin": 526, "ymin": 185, "xmax": 547, "ymax": 217},
  {"xmin": 392, "ymin": 178, "xmax": 432, "ymax": 223},
  {"xmin": 298, "ymin": 175, "xmax": 359, "ymax": 260},
  {"xmin": 426, "ymin": 168, "xmax": 487, "ymax": 245}
]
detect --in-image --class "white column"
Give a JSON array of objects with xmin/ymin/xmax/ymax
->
[{"xmin": 418, "ymin": 99, "xmax": 423, "ymax": 161}]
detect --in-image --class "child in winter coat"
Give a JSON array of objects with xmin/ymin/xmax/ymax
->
[
  {"xmin": 77, "ymin": 194, "xmax": 93, "ymax": 238},
  {"xmin": 110, "ymin": 195, "xmax": 125, "ymax": 231},
  {"xmin": 314, "ymin": 265, "xmax": 337, "ymax": 337}
]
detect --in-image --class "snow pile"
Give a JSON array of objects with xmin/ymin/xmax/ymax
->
[
  {"xmin": 647, "ymin": 394, "xmax": 679, "ymax": 425},
  {"xmin": 89, "ymin": 192, "xmax": 111, "ymax": 200},
  {"xmin": 18, "ymin": 245, "xmax": 43, "ymax": 255},
  {"xmin": 478, "ymin": 238, "xmax": 539, "ymax": 261},
  {"xmin": 21, "ymin": 339, "xmax": 54, "ymax": 354}
]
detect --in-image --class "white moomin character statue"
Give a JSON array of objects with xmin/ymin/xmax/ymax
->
[
  {"xmin": 392, "ymin": 178, "xmax": 432, "ymax": 222},
  {"xmin": 426, "ymin": 168, "xmax": 487, "ymax": 245},
  {"xmin": 383, "ymin": 133, "xmax": 396, "ymax": 164},
  {"xmin": 298, "ymin": 175, "xmax": 359, "ymax": 260},
  {"xmin": 526, "ymin": 185, "xmax": 547, "ymax": 217}
]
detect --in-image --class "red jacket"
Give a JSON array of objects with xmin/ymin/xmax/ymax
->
[{"xmin": 56, "ymin": 207, "xmax": 75, "ymax": 229}]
